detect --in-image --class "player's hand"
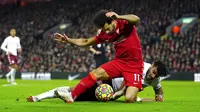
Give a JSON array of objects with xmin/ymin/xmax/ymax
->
[
  {"xmin": 155, "ymin": 95, "xmax": 163, "ymax": 102},
  {"xmin": 18, "ymin": 48, "xmax": 22, "ymax": 54},
  {"xmin": 106, "ymin": 12, "xmax": 119, "ymax": 20},
  {"xmin": 7, "ymin": 51, "xmax": 12, "ymax": 55},
  {"xmin": 112, "ymin": 87, "xmax": 125, "ymax": 100},
  {"xmin": 95, "ymin": 51, "xmax": 102, "ymax": 55},
  {"xmin": 54, "ymin": 33, "xmax": 68, "ymax": 43}
]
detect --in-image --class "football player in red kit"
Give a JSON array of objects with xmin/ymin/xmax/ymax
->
[{"xmin": 54, "ymin": 10, "xmax": 143, "ymax": 103}]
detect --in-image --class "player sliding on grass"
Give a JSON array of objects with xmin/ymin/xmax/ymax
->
[
  {"xmin": 27, "ymin": 61, "xmax": 169, "ymax": 102},
  {"xmin": 113, "ymin": 61, "xmax": 169, "ymax": 102},
  {"xmin": 53, "ymin": 10, "xmax": 144, "ymax": 103}
]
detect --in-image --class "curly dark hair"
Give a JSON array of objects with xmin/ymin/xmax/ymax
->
[
  {"xmin": 153, "ymin": 60, "xmax": 169, "ymax": 77},
  {"xmin": 93, "ymin": 10, "xmax": 113, "ymax": 28}
]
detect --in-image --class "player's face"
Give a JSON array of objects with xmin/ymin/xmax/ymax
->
[
  {"xmin": 10, "ymin": 29, "xmax": 16, "ymax": 37},
  {"xmin": 147, "ymin": 65, "xmax": 158, "ymax": 80},
  {"xmin": 102, "ymin": 22, "xmax": 115, "ymax": 35}
]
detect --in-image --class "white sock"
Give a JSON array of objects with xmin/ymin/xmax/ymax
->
[
  {"xmin": 6, "ymin": 71, "xmax": 11, "ymax": 82},
  {"xmin": 6, "ymin": 71, "xmax": 11, "ymax": 77},
  {"xmin": 10, "ymin": 68, "xmax": 16, "ymax": 83},
  {"xmin": 136, "ymin": 97, "xmax": 142, "ymax": 102},
  {"xmin": 36, "ymin": 86, "xmax": 70, "ymax": 101}
]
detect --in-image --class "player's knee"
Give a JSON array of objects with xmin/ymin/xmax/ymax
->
[
  {"xmin": 125, "ymin": 86, "xmax": 139, "ymax": 103},
  {"xmin": 91, "ymin": 68, "xmax": 109, "ymax": 80},
  {"xmin": 90, "ymin": 70, "xmax": 101, "ymax": 80},
  {"xmin": 90, "ymin": 69, "xmax": 97, "ymax": 79},
  {"xmin": 125, "ymin": 94, "xmax": 136, "ymax": 103}
]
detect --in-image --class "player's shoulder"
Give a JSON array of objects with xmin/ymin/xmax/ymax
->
[
  {"xmin": 5, "ymin": 36, "xmax": 11, "ymax": 39},
  {"xmin": 13, "ymin": 36, "xmax": 20, "ymax": 41},
  {"xmin": 5, "ymin": 36, "xmax": 19, "ymax": 39},
  {"xmin": 4, "ymin": 36, "xmax": 11, "ymax": 41},
  {"xmin": 116, "ymin": 19, "xmax": 135, "ymax": 30},
  {"xmin": 144, "ymin": 62, "xmax": 151, "ymax": 68},
  {"xmin": 95, "ymin": 30, "xmax": 107, "ymax": 38},
  {"xmin": 15, "ymin": 36, "xmax": 20, "ymax": 39},
  {"xmin": 142, "ymin": 62, "xmax": 151, "ymax": 75}
]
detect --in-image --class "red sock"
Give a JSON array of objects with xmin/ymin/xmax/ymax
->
[{"xmin": 71, "ymin": 72, "xmax": 97, "ymax": 100}]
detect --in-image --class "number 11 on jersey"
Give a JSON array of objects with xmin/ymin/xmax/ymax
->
[{"xmin": 134, "ymin": 74, "xmax": 140, "ymax": 82}]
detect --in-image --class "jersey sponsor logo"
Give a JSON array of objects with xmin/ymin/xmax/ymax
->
[{"xmin": 68, "ymin": 74, "xmax": 80, "ymax": 80}]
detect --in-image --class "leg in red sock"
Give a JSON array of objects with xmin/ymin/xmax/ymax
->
[
  {"xmin": 71, "ymin": 67, "xmax": 110, "ymax": 100},
  {"xmin": 71, "ymin": 72, "xmax": 96, "ymax": 99},
  {"xmin": 55, "ymin": 66, "xmax": 111, "ymax": 102}
]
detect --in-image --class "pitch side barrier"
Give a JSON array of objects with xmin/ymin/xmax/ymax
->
[{"xmin": 2, "ymin": 72, "xmax": 200, "ymax": 82}]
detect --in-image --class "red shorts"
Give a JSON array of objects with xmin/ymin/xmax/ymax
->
[
  {"xmin": 100, "ymin": 60, "xmax": 143, "ymax": 89},
  {"xmin": 7, "ymin": 55, "xmax": 18, "ymax": 65}
]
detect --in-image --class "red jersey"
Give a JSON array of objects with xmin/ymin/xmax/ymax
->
[{"xmin": 94, "ymin": 20, "xmax": 143, "ymax": 74}]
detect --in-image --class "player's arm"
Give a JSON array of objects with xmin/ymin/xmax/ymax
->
[
  {"xmin": 67, "ymin": 37, "xmax": 96, "ymax": 47},
  {"xmin": 54, "ymin": 33, "xmax": 96, "ymax": 47},
  {"xmin": 89, "ymin": 47, "xmax": 102, "ymax": 55},
  {"xmin": 1, "ymin": 38, "xmax": 8, "ymax": 53},
  {"xmin": 89, "ymin": 47, "xmax": 96, "ymax": 54},
  {"xmin": 17, "ymin": 38, "xmax": 22, "ymax": 53},
  {"xmin": 140, "ymin": 98, "xmax": 155, "ymax": 102},
  {"xmin": 112, "ymin": 80, "xmax": 125, "ymax": 100},
  {"xmin": 117, "ymin": 15, "xmax": 140, "ymax": 24},
  {"xmin": 153, "ymin": 87, "xmax": 164, "ymax": 102},
  {"xmin": 18, "ymin": 48, "xmax": 22, "ymax": 53},
  {"xmin": 106, "ymin": 12, "xmax": 140, "ymax": 24}
]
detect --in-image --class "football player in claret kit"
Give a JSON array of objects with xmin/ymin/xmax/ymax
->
[{"xmin": 1, "ymin": 28, "xmax": 22, "ymax": 85}]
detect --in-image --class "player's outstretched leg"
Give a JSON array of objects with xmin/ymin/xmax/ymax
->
[
  {"xmin": 55, "ymin": 67, "xmax": 110, "ymax": 103},
  {"xmin": 27, "ymin": 86, "xmax": 70, "ymax": 102}
]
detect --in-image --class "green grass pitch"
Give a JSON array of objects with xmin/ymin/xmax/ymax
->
[{"xmin": 0, "ymin": 79, "xmax": 200, "ymax": 112}]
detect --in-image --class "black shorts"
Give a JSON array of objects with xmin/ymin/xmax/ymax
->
[{"xmin": 75, "ymin": 80, "xmax": 113, "ymax": 101}]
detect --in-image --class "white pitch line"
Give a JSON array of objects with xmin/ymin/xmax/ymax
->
[
  {"xmin": 2, "ymin": 84, "xmax": 16, "ymax": 86},
  {"xmin": 1, "ymin": 84, "xmax": 32, "ymax": 87}
]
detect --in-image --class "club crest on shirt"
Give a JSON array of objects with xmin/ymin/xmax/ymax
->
[{"xmin": 116, "ymin": 29, "xmax": 119, "ymax": 34}]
